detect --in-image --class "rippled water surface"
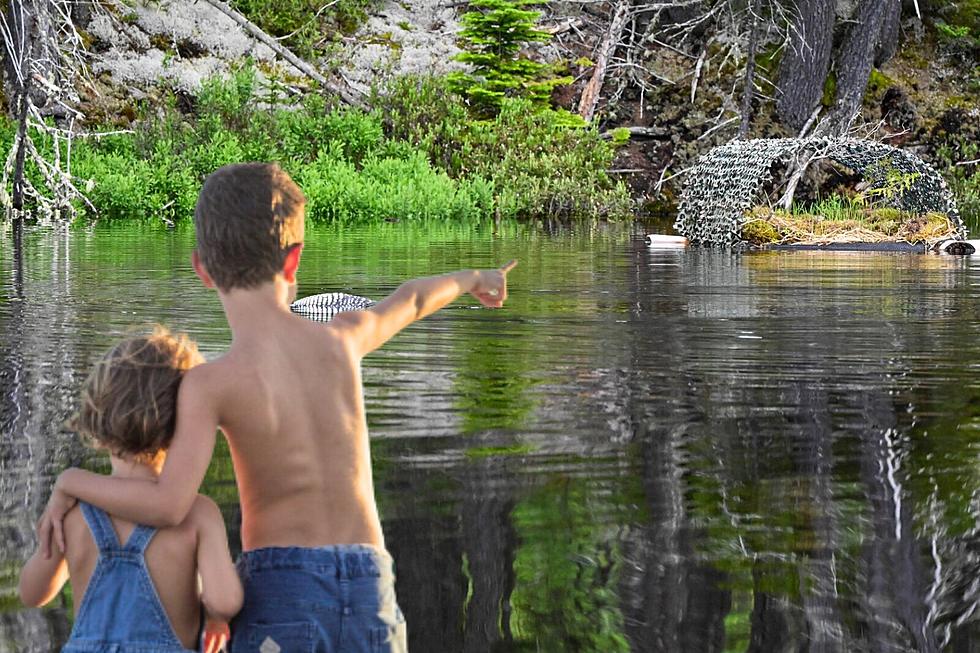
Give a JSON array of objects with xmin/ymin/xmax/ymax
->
[{"xmin": 3, "ymin": 223, "xmax": 980, "ymax": 652}]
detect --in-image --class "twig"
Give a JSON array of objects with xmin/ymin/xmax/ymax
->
[
  {"xmin": 690, "ymin": 44, "xmax": 708, "ymax": 103},
  {"xmin": 697, "ymin": 115, "xmax": 739, "ymax": 140}
]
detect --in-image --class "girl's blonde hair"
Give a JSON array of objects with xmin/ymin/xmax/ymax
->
[{"xmin": 68, "ymin": 327, "xmax": 203, "ymax": 461}]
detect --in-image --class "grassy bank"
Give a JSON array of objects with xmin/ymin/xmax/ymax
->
[{"xmin": 4, "ymin": 68, "xmax": 630, "ymax": 225}]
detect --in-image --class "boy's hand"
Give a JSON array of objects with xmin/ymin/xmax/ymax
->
[
  {"xmin": 202, "ymin": 618, "xmax": 231, "ymax": 653},
  {"xmin": 37, "ymin": 484, "xmax": 77, "ymax": 558},
  {"xmin": 470, "ymin": 260, "xmax": 517, "ymax": 308}
]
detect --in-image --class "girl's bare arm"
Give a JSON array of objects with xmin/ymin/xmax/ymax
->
[
  {"xmin": 20, "ymin": 520, "xmax": 69, "ymax": 606},
  {"xmin": 192, "ymin": 495, "xmax": 243, "ymax": 622}
]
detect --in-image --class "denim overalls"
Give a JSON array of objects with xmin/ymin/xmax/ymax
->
[{"xmin": 62, "ymin": 502, "xmax": 197, "ymax": 653}]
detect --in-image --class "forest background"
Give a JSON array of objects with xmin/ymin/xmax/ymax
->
[{"xmin": 1, "ymin": 0, "xmax": 978, "ymax": 230}]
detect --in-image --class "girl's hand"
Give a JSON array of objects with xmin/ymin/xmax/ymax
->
[
  {"xmin": 202, "ymin": 618, "xmax": 230, "ymax": 653},
  {"xmin": 471, "ymin": 260, "xmax": 518, "ymax": 308},
  {"xmin": 37, "ymin": 485, "xmax": 77, "ymax": 558}
]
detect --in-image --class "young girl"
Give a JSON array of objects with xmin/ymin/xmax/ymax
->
[{"xmin": 19, "ymin": 328, "xmax": 243, "ymax": 653}]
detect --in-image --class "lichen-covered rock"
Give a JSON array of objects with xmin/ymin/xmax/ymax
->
[{"xmin": 85, "ymin": 0, "xmax": 301, "ymax": 95}]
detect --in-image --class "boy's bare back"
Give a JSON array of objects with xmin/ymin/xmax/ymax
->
[
  {"xmin": 191, "ymin": 308, "xmax": 383, "ymax": 549},
  {"xmin": 182, "ymin": 262, "xmax": 514, "ymax": 551}
]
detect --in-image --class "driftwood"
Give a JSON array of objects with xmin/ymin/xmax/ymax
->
[
  {"xmin": 577, "ymin": 0, "xmax": 630, "ymax": 123},
  {"xmin": 202, "ymin": 0, "xmax": 366, "ymax": 108}
]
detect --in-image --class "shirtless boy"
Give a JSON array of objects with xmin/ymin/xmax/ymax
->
[{"xmin": 39, "ymin": 162, "xmax": 516, "ymax": 652}]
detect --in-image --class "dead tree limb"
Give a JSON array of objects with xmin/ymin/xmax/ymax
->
[
  {"xmin": 2, "ymin": 0, "xmax": 89, "ymax": 224},
  {"xmin": 578, "ymin": 0, "xmax": 630, "ymax": 123},
  {"xmin": 202, "ymin": 0, "xmax": 366, "ymax": 108}
]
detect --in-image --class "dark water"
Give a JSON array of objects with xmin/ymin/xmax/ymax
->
[{"xmin": 3, "ymin": 223, "xmax": 980, "ymax": 652}]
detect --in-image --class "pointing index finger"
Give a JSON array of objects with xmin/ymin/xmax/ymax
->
[{"xmin": 500, "ymin": 259, "xmax": 518, "ymax": 274}]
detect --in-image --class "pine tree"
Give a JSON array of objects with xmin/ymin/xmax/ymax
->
[{"xmin": 448, "ymin": 0, "xmax": 570, "ymax": 115}]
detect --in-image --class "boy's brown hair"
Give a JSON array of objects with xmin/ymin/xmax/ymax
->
[
  {"xmin": 194, "ymin": 162, "xmax": 306, "ymax": 291},
  {"xmin": 69, "ymin": 327, "xmax": 203, "ymax": 461}
]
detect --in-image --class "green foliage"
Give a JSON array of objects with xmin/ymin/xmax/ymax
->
[
  {"xmin": 862, "ymin": 167, "xmax": 921, "ymax": 207},
  {"xmin": 232, "ymin": 0, "xmax": 376, "ymax": 58},
  {"xmin": 609, "ymin": 127, "xmax": 631, "ymax": 145},
  {"xmin": 936, "ymin": 20, "xmax": 973, "ymax": 39},
  {"xmin": 5, "ymin": 67, "xmax": 494, "ymax": 224},
  {"xmin": 381, "ymin": 75, "xmax": 631, "ymax": 220},
  {"xmin": 934, "ymin": 139, "xmax": 980, "ymax": 231},
  {"xmin": 4, "ymin": 67, "xmax": 626, "ymax": 224},
  {"xmin": 930, "ymin": 0, "xmax": 980, "ymax": 40},
  {"xmin": 447, "ymin": 0, "xmax": 572, "ymax": 115}
]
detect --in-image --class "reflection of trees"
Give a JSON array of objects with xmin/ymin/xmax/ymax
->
[
  {"xmin": 0, "ymin": 230, "xmax": 83, "ymax": 650},
  {"xmin": 0, "ymin": 227, "xmax": 213, "ymax": 650},
  {"xmin": 371, "ymin": 244, "xmax": 980, "ymax": 652},
  {"xmin": 854, "ymin": 391, "xmax": 938, "ymax": 652},
  {"xmin": 614, "ymin": 248, "xmax": 980, "ymax": 651}
]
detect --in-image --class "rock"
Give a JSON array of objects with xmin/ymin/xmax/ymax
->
[
  {"xmin": 85, "ymin": 0, "xmax": 301, "ymax": 95},
  {"xmin": 341, "ymin": 1, "xmax": 465, "ymax": 94}
]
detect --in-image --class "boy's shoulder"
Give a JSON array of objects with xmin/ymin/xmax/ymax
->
[{"xmin": 179, "ymin": 355, "xmax": 237, "ymax": 402}]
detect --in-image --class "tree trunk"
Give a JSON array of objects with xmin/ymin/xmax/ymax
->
[
  {"xmin": 875, "ymin": 0, "xmax": 902, "ymax": 66},
  {"xmin": 11, "ymin": 77, "xmax": 30, "ymax": 215},
  {"xmin": 776, "ymin": 0, "xmax": 836, "ymax": 132},
  {"xmin": 739, "ymin": 0, "xmax": 762, "ymax": 138},
  {"xmin": 830, "ymin": 0, "xmax": 892, "ymax": 132}
]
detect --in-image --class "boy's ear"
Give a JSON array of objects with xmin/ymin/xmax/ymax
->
[
  {"xmin": 282, "ymin": 243, "xmax": 304, "ymax": 284},
  {"xmin": 191, "ymin": 251, "xmax": 216, "ymax": 289}
]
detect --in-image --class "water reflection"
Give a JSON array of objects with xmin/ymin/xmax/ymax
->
[{"xmin": 2, "ymin": 224, "xmax": 980, "ymax": 651}]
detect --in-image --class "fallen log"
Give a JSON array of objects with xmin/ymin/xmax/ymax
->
[
  {"xmin": 577, "ymin": 0, "xmax": 630, "ymax": 123},
  {"xmin": 202, "ymin": 0, "xmax": 366, "ymax": 108}
]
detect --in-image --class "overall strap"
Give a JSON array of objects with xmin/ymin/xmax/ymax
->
[
  {"xmin": 123, "ymin": 524, "xmax": 157, "ymax": 553},
  {"xmin": 79, "ymin": 502, "xmax": 158, "ymax": 553},
  {"xmin": 79, "ymin": 502, "xmax": 120, "ymax": 551}
]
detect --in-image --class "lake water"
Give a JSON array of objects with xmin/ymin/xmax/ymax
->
[{"xmin": 2, "ymin": 222, "xmax": 980, "ymax": 652}]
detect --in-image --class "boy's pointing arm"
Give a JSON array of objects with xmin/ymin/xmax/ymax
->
[
  {"xmin": 333, "ymin": 260, "xmax": 517, "ymax": 357},
  {"xmin": 38, "ymin": 367, "xmax": 218, "ymax": 556}
]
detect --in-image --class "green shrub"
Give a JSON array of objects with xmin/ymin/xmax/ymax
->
[
  {"xmin": 3, "ymin": 67, "xmax": 628, "ymax": 224},
  {"xmin": 380, "ymin": 75, "xmax": 631, "ymax": 219}
]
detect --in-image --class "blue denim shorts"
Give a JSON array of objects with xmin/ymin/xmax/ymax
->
[{"xmin": 229, "ymin": 545, "xmax": 407, "ymax": 653}]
